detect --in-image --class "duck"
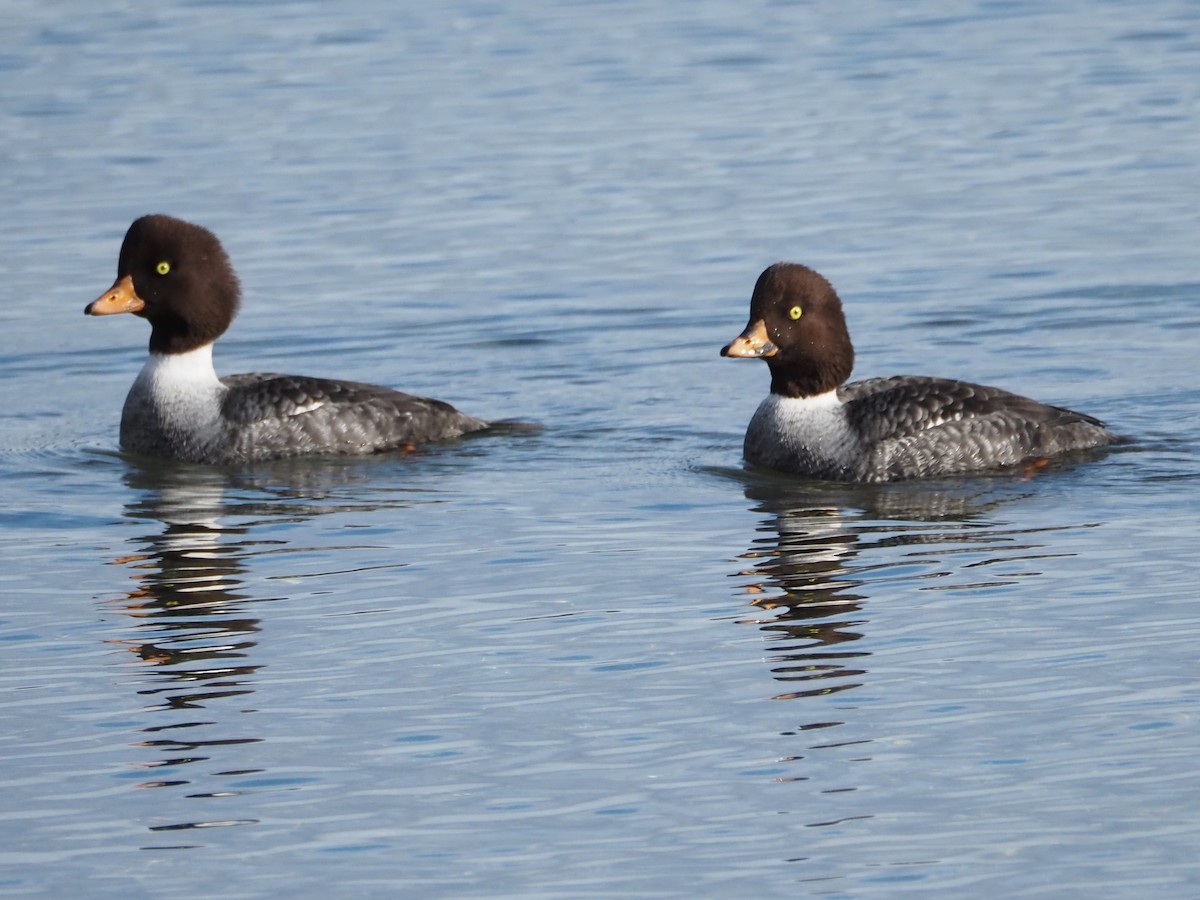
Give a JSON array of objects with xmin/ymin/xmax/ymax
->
[
  {"xmin": 721, "ymin": 262, "xmax": 1120, "ymax": 482},
  {"xmin": 85, "ymin": 214, "xmax": 490, "ymax": 464}
]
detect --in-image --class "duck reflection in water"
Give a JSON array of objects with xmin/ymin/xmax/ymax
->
[
  {"xmin": 106, "ymin": 461, "xmax": 267, "ymax": 803},
  {"xmin": 736, "ymin": 486, "xmax": 869, "ymax": 704},
  {"xmin": 102, "ymin": 456, "xmax": 414, "ymax": 834},
  {"xmin": 733, "ymin": 473, "xmax": 1037, "ymax": 704}
]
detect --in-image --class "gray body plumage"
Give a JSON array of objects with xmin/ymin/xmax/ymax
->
[
  {"xmin": 744, "ymin": 375, "xmax": 1118, "ymax": 483},
  {"xmin": 118, "ymin": 347, "xmax": 486, "ymax": 465}
]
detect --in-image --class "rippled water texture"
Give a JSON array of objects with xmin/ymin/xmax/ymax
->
[{"xmin": 2, "ymin": 1, "xmax": 1199, "ymax": 896}]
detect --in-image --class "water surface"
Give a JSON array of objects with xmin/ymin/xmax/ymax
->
[{"xmin": 2, "ymin": 1, "xmax": 1199, "ymax": 896}]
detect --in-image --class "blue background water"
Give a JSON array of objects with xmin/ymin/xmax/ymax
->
[{"xmin": 2, "ymin": 1, "xmax": 1199, "ymax": 896}]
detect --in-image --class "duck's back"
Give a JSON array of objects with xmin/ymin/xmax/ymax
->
[
  {"xmin": 219, "ymin": 373, "xmax": 489, "ymax": 463},
  {"xmin": 840, "ymin": 375, "xmax": 1118, "ymax": 481}
]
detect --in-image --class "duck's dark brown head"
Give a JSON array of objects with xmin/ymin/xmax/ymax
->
[
  {"xmin": 86, "ymin": 214, "xmax": 241, "ymax": 355},
  {"xmin": 721, "ymin": 262, "xmax": 855, "ymax": 398}
]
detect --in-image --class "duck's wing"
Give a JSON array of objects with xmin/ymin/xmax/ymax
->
[
  {"xmin": 220, "ymin": 373, "xmax": 487, "ymax": 461},
  {"xmin": 840, "ymin": 376, "xmax": 1114, "ymax": 480}
]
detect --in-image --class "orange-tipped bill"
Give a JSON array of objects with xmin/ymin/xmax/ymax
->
[
  {"xmin": 85, "ymin": 275, "xmax": 145, "ymax": 316},
  {"xmin": 721, "ymin": 318, "xmax": 776, "ymax": 358}
]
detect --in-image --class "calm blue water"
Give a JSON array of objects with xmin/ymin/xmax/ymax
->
[{"xmin": 2, "ymin": 1, "xmax": 1199, "ymax": 896}]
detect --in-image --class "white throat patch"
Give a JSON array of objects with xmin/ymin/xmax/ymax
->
[
  {"xmin": 137, "ymin": 344, "xmax": 222, "ymax": 392},
  {"xmin": 744, "ymin": 390, "xmax": 858, "ymax": 473},
  {"xmin": 127, "ymin": 345, "xmax": 225, "ymax": 437}
]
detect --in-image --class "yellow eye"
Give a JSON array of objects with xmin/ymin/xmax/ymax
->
[
  {"xmin": 788, "ymin": 305, "xmax": 802, "ymax": 320},
  {"xmin": 155, "ymin": 261, "xmax": 171, "ymax": 275}
]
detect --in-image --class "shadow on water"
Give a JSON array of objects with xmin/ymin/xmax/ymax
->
[{"xmin": 98, "ymin": 451, "xmax": 463, "ymax": 843}]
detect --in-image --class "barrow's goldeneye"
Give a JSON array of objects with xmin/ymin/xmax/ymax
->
[
  {"xmin": 721, "ymin": 263, "xmax": 1119, "ymax": 482},
  {"xmin": 86, "ymin": 214, "xmax": 489, "ymax": 464}
]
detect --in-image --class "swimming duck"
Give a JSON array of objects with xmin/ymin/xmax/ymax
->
[
  {"xmin": 721, "ymin": 263, "xmax": 1119, "ymax": 482},
  {"xmin": 86, "ymin": 214, "xmax": 489, "ymax": 464}
]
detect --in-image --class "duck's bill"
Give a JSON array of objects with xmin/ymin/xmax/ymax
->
[
  {"xmin": 721, "ymin": 318, "xmax": 777, "ymax": 358},
  {"xmin": 85, "ymin": 275, "xmax": 145, "ymax": 316}
]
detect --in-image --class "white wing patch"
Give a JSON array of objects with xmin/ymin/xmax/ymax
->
[
  {"xmin": 288, "ymin": 400, "xmax": 326, "ymax": 416},
  {"xmin": 920, "ymin": 411, "xmax": 965, "ymax": 431}
]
